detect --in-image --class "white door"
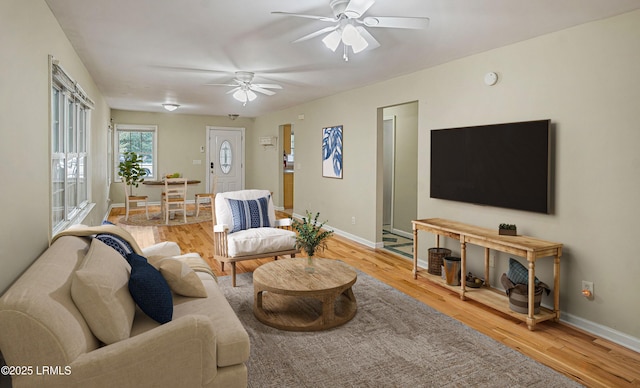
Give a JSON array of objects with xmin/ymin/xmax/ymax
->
[{"xmin": 207, "ymin": 126, "xmax": 245, "ymax": 193}]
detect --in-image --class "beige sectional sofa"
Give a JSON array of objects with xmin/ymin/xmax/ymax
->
[{"xmin": 0, "ymin": 225, "xmax": 249, "ymax": 388}]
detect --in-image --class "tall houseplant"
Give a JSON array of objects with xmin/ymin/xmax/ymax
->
[
  {"xmin": 292, "ymin": 211, "xmax": 334, "ymax": 273},
  {"xmin": 118, "ymin": 151, "xmax": 146, "ymax": 194}
]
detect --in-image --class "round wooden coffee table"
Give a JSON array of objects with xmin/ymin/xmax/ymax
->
[{"xmin": 253, "ymin": 258, "xmax": 357, "ymax": 331}]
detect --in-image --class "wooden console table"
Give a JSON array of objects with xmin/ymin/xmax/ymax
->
[{"xmin": 412, "ymin": 218, "xmax": 562, "ymax": 330}]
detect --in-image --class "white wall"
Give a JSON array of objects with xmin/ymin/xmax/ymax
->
[
  {"xmin": 0, "ymin": 0, "xmax": 111, "ymax": 293},
  {"xmin": 250, "ymin": 10, "xmax": 640, "ymax": 343}
]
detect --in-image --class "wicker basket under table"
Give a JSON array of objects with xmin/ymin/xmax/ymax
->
[{"xmin": 428, "ymin": 247, "xmax": 452, "ymax": 275}]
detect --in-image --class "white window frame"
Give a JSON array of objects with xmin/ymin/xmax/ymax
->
[
  {"xmin": 114, "ymin": 124, "xmax": 158, "ymax": 182},
  {"xmin": 51, "ymin": 57, "xmax": 94, "ymax": 235}
]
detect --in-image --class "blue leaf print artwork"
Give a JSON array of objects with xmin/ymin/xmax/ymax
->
[{"xmin": 322, "ymin": 126, "xmax": 343, "ymax": 178}]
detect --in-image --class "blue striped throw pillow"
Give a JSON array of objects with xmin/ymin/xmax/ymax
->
[{"xmin": 227, "ymin": 196, "xmax": 271, "ymax": 233}]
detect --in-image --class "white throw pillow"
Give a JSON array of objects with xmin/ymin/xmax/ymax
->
[{"xmin": 71, "ymin": 239, "xmax": 135, "ymax": 344}]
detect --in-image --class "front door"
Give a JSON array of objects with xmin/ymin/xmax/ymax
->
[{"xmin": 207, "ymin": 126, "xmax": 245, "ymax": 193}]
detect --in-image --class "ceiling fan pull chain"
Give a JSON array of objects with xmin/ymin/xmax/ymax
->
[{"xmin": 343, "ymin": 45, "xmax": 349, "ymax": 61}]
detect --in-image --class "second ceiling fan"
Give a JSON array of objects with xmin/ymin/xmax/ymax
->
[
  {"xmin": 206, "ymin": 71, "xmax": 282, "ymax": 105},
  {"xmin": 273, "ymin": 0, "xmax": 430, "ymax": 61}
]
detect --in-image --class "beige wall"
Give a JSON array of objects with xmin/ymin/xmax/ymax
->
[
  {"xmin": 250, "ymin": 11, "xmax": 640, "ymax": 343},
  {"xmin": 0, "ymin": 1, "xmax": 111, "ymax": 293},
  {"xmin": 109, "ymin": 110, "xmax": 255, "ymax": 203}
]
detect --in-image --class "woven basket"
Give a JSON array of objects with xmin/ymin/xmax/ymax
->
[
  {"xmin": 508, "ymin": 286, "xmax": 543, "ymax": 314},
  {"xmin": 428, "ymin": 247, "xmax": 451, "ymax": 275}
]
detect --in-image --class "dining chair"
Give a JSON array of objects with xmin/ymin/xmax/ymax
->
[
  {"xmin": 195, "ymin": 174, "xmax": 218, "ymax": 217},
  {"xmin": 163, "ymin": 178, "xmax": 188, "ymax": 224},
  {"xmin": 123, "ymin": 184, "xmax": 149, "ymax": 221},
  {"xmin": 195, "ymin": 193, "xmax": 214, "ymax": 217}
]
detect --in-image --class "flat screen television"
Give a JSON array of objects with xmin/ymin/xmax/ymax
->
[{"xmin": 430, "ymin": 119, "xmax": 551, "ymax": 213}]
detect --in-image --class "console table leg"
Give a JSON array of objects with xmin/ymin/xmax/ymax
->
[
  {"xmin": 460, "ymin": 239, "xmax": 467, "ymax": 300},
  {"xmin": 484, "ymin": 248, "xmax": 490, "ymax": 288},
  {"xmin": 554, "ymin": 253, "xmax": 561, "ymax": 321},
  {"xmin": 412, "ymin": 227, "xmax": 418, "ymax": 279},
  {"xmin": 527, "ymin": 257, "xmax": 536, "ymax": 327}
]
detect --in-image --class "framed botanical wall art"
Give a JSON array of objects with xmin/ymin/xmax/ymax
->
[{"xmin": 322, "ymin": 125, "xmax": 343, "ymax": 179}]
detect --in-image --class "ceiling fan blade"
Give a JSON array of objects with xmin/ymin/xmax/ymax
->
[
  {"xmin": 250, "ymin": 85, "xmax": 276, "ymax": 96},
  {"xmin": 271, "ymin": 11, "xmax": 336, "ymax": 23},
  {"xmin": 362, "ymin": 16, "xmax": 430, "ymax": 29},
  {"xmin": 204, "ymin": 83, "xmax": 237, "ymax": 87},
  {"xmin": 292, "ymin": 25, "xmax": 339, "ymax": 43},
  {"xmin": 355, "ymin": 26, "xmax": 380, "ymax": 50},
  {"xmin": 344, "ymin": 0, "xmax": 376, "ymax": 18},
  {"xmin": 253, "ymin": 83, "xmax": 283, "ymax": 89},
  {"xmin": 225, "ymin": 87, "xmax": 241, "ymax": 94}
]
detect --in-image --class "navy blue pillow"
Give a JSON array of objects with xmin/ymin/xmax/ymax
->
[
  {"xmin": 227, "ymin": 196, "xmax": 271, "ymax": 233},
  {"xmin": 126, "ymin": 253, "xmax": 173, "ymax": 324},
  {"xmin": 95, "ymin": 233, "xmax": 134, "ymax": 258}
]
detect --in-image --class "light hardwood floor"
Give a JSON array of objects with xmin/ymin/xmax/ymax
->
[{"xmin": 109, "ymin": 206, "xmax": 640, "ymax": 387}]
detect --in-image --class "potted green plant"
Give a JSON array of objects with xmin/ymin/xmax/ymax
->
[
  {"xmin": 292, "ymin": 211, "xmax": 334, "ymax": 273},
  {"xmin": 498, "ymin": 223, "xmax": 517, "ymax": 236},
  {"xmin": 118, "ymin": 151, "xmax": 147, "ymax": 194}
]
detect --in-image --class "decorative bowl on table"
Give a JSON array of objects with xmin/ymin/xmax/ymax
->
[{"xmin": 465, "ymin": 273, "xmax": 484, "ymax": 288}]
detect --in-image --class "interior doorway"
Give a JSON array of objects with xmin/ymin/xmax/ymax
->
[
  {"xmin": 282, "ymin": 124, "xmax": 294, "ymax": 214},
  {"xmin": 379, "ymin": 102, "xmax": 418, "ymax": 259}
]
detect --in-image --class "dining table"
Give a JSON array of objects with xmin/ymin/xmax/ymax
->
[
  {"xmin": 142, "ymin": 179, "xmax": 201, "ymax": 186},
  {"xmin": 141, "ymin": 179, "xmax": 202, "ymax": 220}
]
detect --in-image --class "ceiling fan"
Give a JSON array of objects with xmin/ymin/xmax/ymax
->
[
  {"xmin": 205, "ymin": 71, "xmax": 283, "ymax": 105},
  {"xmin": 273, "ymin": 0, "xmax": 430, "ymax": 61}
]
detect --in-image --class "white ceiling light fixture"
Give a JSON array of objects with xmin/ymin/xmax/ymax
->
[
  {"xmin": 273, "ymin": 0, "xmax": 429, "ymax": 61},
  {"xmin": 162, "ymin": 103, "xmax": 180, "ymax": 111}
]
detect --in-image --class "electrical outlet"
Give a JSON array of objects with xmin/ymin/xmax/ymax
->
[
  {"xmin": 489, "ymin": 254, "xmax": 496, "ymax": 268},
  {"xmin": 351, "ymin": 216, "xmax": 356, "ymax": 225},
  {"xmin": 582, "ymin": 281, "xmax": 594, "ymax": 298}
]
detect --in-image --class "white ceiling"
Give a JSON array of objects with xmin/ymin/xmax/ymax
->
[{"xmin": 45, "ymin": 0, "xmax": 640, "ymax": 118}]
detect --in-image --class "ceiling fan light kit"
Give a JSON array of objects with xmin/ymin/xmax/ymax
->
[
  {"xmin": 273, "ymin": 0, "xmax": 429, "ymax": 61},
  {"xmin": 206, "ymin": 71, "xmax": 283, "ymax": 106},
  {"xmin": 233, "ymin": 88, "xmax": 257, "ymax": 105}
]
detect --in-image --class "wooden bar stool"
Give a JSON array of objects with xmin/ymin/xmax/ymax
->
[{"xmin": 195, "ymin": 193, "xmax": 214, "ymax": 217}]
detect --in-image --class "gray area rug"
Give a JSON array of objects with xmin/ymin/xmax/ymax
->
[{"xmin": 219, "ymin": 271, "xmax": 582, "ymax": 388}]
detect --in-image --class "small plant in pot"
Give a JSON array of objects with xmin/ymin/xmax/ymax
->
[
  {"xmin": 118, "ymin": 151, "xmax": 147, "ymax": 194},
  {"xmin": 499, "ymin": 223, "xmax": 517, "ymax": 236},
  {"xmin": 292, "ymin": 211, "xmax": 334, "ymax": 273}
]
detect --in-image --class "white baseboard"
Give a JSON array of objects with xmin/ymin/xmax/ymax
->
[
  {"xmin": 290, "ymin": 213, "xmax": 379, "ymax": 249},
  {"xmin": 560, "ymin": 312, "xmax": 640, "ymax": 353}
]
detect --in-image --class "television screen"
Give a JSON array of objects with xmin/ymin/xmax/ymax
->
[{"xmin": 430, "ymin": 120, "xmax": 550, "ymax": 213}]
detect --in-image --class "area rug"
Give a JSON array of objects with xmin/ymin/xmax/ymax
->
[
  {"xmin": 118, "ymin": 210, "xmax": 211, "ymax": 226},
  {"xmin": 218, "ymin": 271, "xmax": 582, "ymax": 388}
]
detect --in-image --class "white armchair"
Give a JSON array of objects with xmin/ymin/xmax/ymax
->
[{"xmin": 212, "ymin": 189, "xmax": 298, "ymax": 286}]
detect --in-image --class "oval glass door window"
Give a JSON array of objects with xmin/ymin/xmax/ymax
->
[{"xmin": 219, "ymin": 140, "xmax": 232, "ymax": 174}]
